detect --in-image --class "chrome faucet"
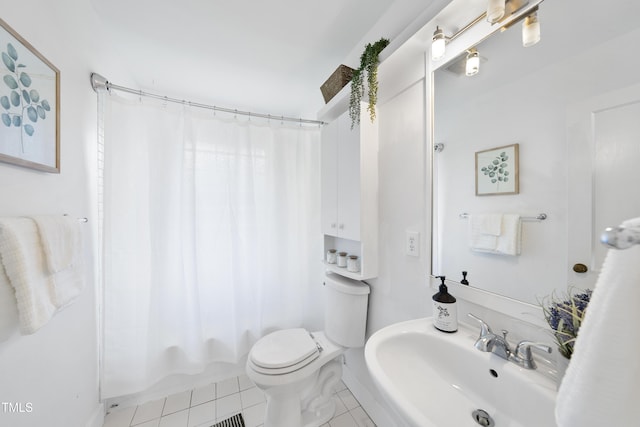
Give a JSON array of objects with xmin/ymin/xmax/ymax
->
[{"xmin": 468, "ymin": 313, "xmax": 551, "ymax": 369}]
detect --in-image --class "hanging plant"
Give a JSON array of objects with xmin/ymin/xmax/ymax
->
[{"xmin": 349, "ymin": 38, "xmax": 390, "ymax": 129}]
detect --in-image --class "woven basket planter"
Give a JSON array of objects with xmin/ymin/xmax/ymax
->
[{"xmin": 320, "ymin": 64, "xmax": 354, "ymax": 104}]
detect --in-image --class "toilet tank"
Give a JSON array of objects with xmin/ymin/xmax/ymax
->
[{"xmin": 323, "ymin": 272, "xmax": 370, "ymax": 348}]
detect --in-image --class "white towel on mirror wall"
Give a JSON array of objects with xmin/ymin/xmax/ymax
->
[
  {"xmin": 468, "ymin": 214, "xmax": 502, "ymax": 251},
  {"xmin": 0, "ymin": 217, "xmax": 84, "ymax": 334},
  {"xmin": 555, "ymin": 217, "xmax": 640, "ymax": 426},
  {"xmin": 469, "ymin": 213, "xmax": 521, "ymax": 255},
  {"xmin": 495, "ymin": 214, "xmax": 521, "ymax": 255}
]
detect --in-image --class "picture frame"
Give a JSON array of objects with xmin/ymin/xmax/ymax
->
[
  {"xmin": 475, "ymin": 143, "xmax": 519, "ymax": 196},
  {"xmin": 0, "ymin": 18, "xmax": 59, "ymax": 173}
]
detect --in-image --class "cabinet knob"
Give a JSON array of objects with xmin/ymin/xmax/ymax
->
[
  {"xmin": 331, "ymin": 223, "xmax": 336, "ymax": 228},
  {"xmin": 339, "ymin": 224, "xmax": 344, "ymax": 230}
]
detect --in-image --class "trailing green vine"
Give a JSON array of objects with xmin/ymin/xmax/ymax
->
[{"xmin": 349, "ymin": 38, "xmax": 390, "ymax": 129}]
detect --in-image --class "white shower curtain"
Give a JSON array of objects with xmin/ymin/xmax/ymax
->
[{"xmin": 100, "ymin": 94, "xmax": 321, "ymax": 398}]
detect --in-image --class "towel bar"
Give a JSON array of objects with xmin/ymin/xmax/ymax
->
[
  {"xmin": 459, "ymin": 213, "xmax": 547, "ymax": 221},
  {"xmin": 601, "ymin": 226, "xmax": 640, "ymax": 249},
  {"xmin": 63, "ymin": 214, "xmax": 88, "ymax": 223}
]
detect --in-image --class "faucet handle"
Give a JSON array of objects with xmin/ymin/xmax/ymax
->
[
  {"xmin": 467, "ymin": 313, "xmax": 492, "ymax": 336},
  {"xmin": 513, "ymin": 341, "xmax": 552, "ymax": 369}
]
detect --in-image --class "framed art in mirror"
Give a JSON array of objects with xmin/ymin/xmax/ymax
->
[
  {"xmin": 0, "ymin": 18, "xmax": 59, "ymax": 173},
  {"xmin": 475, "ymin": 143, "xmax": 518, "ymax": 196}
]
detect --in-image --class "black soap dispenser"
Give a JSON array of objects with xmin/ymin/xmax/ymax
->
[{"xmin": 432, "ymin": 276, "xmax": 458, "ymax": 333}]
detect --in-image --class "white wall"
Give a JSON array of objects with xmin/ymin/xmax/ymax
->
[
  {"xmin": 0, "ymin": 1, "xmax": 125, "ymax": 426},
  {"xmin": 336, "ymin": 32, "xmax": 434, "ymax": 424}
]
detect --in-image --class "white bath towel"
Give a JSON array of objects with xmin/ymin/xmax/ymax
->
[
  {"xmin": 31, "ymin": 215, "xmax": 84, "ymax": 309},
  {"xmin": 495, "ymin": 214, "xmax": 522, "ymax": 256},
  {"xmin": 469, "ymin": 214, "xmax": 521, "ymax": 255},
  {"xmin": 0, "ymin": 217, "xmax": 84, "ymax": 334},
  {"xmin": 555, "ymin": 217, "xmax": 640, "ymax": 426},
  {"xmin": 31, "ymin": 215, "xmax": 81, "ymax": 273},
  {"xmin": 468, "ymin": 214, "xmax": 502, "ymax": 251},
  {"xmin": 0, "ymin": 218, "xmax": 58, "ymax": 334},
  {"xmin": 0, "ymin": 261, "xmax": 19, "ymax": 341}
]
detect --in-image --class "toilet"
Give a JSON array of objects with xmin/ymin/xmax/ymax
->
[{"xmin": 246, "ymin": 272, "xmax": 370, "ymax": 427}]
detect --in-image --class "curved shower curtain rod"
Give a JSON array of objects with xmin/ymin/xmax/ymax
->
[{"xmin": 89, "ymin": 73, "xmax": 326, "ymax": 126}]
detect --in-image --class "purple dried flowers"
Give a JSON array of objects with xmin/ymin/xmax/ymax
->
[{"xmin": 541, "ymin": 288, "xmax": 592, "ymax": 359}]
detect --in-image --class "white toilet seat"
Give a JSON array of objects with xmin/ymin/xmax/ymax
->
[{"xmin": 249, "ymin": 328, "xmax": 321, "ymax": 375}]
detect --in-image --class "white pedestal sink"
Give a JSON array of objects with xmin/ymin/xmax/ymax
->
[{"xmin": 364, "ymin": 317, "xmax": 557, "ymax": 427}]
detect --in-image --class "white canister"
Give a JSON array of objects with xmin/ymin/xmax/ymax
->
[
  {"xmin": 347, "ymin": 255, "xmax": 360, "ymax": 272},
  {"xmin": 337, "ymin": 252, "xmax": 348, "ymax": 268},
  {"xmin": 326, "ymin": 249, "xmax": 337, "ymax": 264}
]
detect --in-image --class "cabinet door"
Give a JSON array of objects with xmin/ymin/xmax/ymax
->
[
  {"xmin": 321, "ymin": 118, "xmax": 339, "ymax": 236},
  {"xmin": 336, "ymin": 111, "xmax": 361, "ymax": 241}
]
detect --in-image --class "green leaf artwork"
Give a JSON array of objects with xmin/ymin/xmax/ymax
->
[
  {"xmin": 0, "ymin": 41, "xmax": 51, "ymax": 152},
  {"xmin": 480, "ymin": 151, "xmax": 511, "ymax": 184}
]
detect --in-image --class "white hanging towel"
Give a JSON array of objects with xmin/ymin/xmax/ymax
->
[
  {"xmin": 31, "ymin": 215, "xmax": 81, "ymax": 273},
  {"xmin": 469, "ymin": 213, "xmax": 521, "ymax": 255},
  {"xmin": 31, "ymin": 215, "xmax": 84, "ymax": 309},
  {"xmin": 0, "ymin": 218, "xmax": 58, "ymax": 334},
  {"xmin": 0, "ymin": 261, "xmax": 20, "ymax": 340},
  {"xmin": 468, "ymin": 213, "xmax": 502, "ymax": 251},
  {"xmin": 555, "ymin": 217, "xmax": 640, "ymax": 426},
  {"xmin": 0, "ymin": 217, "xmax": 83, "ymax": 334}
]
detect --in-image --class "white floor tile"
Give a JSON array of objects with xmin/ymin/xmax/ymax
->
[
  {"xmin": 334, "ymin": 380, "xmax": 348, "ymax": 393},
  {"xmin": 216, "ymin": 377, "xmax": 240, "ymax": 398},
  {"xmin": 349, "ymin": 407, "xmax": 376, "ymax": 427},
  {"xmin": 163, "ymin": 390, "xmax": 192, "ymax": 415},
  {"xmin": 132, "ymin": 399, "xmax": 165, "ymax": 425},
  {"xmin": 329, "ymin": 412, "xmax": 359, "ymax": 427},
  {"xmin": 188, "ymin": 401, "xmax": 216, "ymax": 427},
  {"xmin": 238, "ymin": 374, "xmax": 255, "ymax": 391},
  {"xmin": 240, "ymin": 387, "xmax": 265, "ymax": 409},
  {"xmin": 134, "ymin": 419, "xmax": 160, "ymax": 427},
  {"xmin": 103, "ymin": 406, "xmax": 136, "ymax": 427},
  {"xmin": 102, "ymin": 376, "xmax": 373, "ymax": 427},
  {"xmin": 337, "ymin": 389, "xmax": 359, "ymax": 411},
  {"xmin": 242, "ymin": 401, "xmax": 266, "ymax": 427},
  {"xmin": 333, "ymin": 396, "xmax": 348, "ymax": 417},
  {"xmin": 191, "ymin": 383, "xmax": 216, "ymax": 407},
  {"xmin": 158, "ymin": 409, "xmax": 188, "ymax": 427},
  {"xmin": 216, "ymin": 393, "xmax": 242, "ymax": 420}
]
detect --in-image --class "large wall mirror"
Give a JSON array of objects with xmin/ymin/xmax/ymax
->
[{"xmin": 431, "ymin": 0, "xmax": 640, "ymax": 305}]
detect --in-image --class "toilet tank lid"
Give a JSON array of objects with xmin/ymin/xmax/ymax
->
[{"xmin": 325, "ymin": 272, "xmax": 370, "ymax": 295}]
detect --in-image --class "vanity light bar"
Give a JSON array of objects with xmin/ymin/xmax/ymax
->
[
  {"xmin": 431, "ymin": 0, "xmax": 539, "ymax": 62},
  {"xmin": 459, "ymin": 213, "xmax": 547, "ymax": 221}
]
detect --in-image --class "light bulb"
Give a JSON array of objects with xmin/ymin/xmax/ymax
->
[
  {"xmin": 486, "ymin": 0, "xmax": 506, "ymax": 24},
  {"xmin": 522, "ymin": 12, "xmax": 540, "ymax": 47},
  {"xmin": 432, "ymin": 27, "xmax": 446, "ymax": 61},
  {"xmin": 466, "ymin": 50, "xmax": 480, "ymax": 76}
]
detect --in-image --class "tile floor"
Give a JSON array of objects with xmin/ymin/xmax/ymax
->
[{"xmin": 102, "ymin": 374, "xmax": 376, "ymax": 427}]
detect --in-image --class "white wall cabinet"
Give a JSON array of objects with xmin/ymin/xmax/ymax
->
[{"xmin": 320, "ymin": 103, "xmax": 378, "ymax": 280}]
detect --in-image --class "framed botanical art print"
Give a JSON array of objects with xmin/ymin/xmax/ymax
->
[
  {"xmin": 475, "ymin": 143, "xmax": 519, "ymax": 196},
  {"xmin": 0, "ymin": 18, "xmax": 59, "ymax": 173}
]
